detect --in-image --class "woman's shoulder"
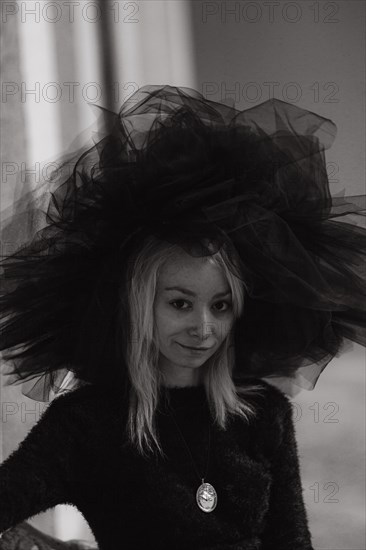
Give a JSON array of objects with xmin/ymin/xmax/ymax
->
[
  {"xmin": 234, "ymin": 377, "xmax": 293, "ymax": 430},
  {"xmin": 39, "ymin": 383, "xmax": 127, "ymax": 447},
  {"xmin": 52, "ymin": 381, "xmax": 122, "ymax": 404},
  {"xmin": 50, "ymin": 382, "xmax": 103, "ymax": 407},
  {"xmin": 234, "ymin": 376, "xmax": 292, "ymax": 412},
  {"xmin": 46, "ymin": 382, "xmax": 119, "ymax": 423},
  {"xmin": 233, "ymin": 377, "xmax": 294, "ymax": 445}
]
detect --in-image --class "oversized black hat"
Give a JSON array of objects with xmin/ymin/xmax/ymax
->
[{"xmin": 1, "ymin": 84, "xmax": 365, "ymax": 401}]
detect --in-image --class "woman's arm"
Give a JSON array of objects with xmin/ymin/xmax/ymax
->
[
  {"xmin": 0, "ymin": 521, "xmax": 98, "ymax": 550},
  {"xmin": 260, "ymin": 393, "xmax": 315, "ymax": 550},
  {"xmin": 0, "ymin": 392, "xmax": 80, "ymax": 533}
]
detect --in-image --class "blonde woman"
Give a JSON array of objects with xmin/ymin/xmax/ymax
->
[{"xmin": 1, "ymin": 85, "xmax": 365, "ymax": 549}]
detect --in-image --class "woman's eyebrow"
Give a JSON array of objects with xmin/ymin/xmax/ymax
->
[{"xmin": 164, "ymin": 286, "xmax": 231, "ymax": 299}]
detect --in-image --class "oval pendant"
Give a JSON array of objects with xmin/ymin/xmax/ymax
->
[{"xmin": 196, "ymin": 482, "xmax": 217, "ymax": 513}]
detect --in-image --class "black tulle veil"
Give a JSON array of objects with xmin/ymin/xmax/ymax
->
[{"xmin": 0, "ymin": 85, "xmax": 365, "ymax": 401}]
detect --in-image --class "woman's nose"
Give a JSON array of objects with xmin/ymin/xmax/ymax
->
[{"xmin": 188, "ymin": 308, "xmax": 218, "ymax": 338}]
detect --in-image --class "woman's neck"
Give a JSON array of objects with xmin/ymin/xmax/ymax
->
[
  {"xmin": 159, "ymin": 365, "xmax": 204, "ymax": 388},
  {"xmin": 157, "ymin": 352, "xmax": 207, "ymax": 387}
]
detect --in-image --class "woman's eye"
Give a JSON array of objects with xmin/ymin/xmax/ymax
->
[
  {"xmin": 215, "ymin": 301, "xmax": 232, "ymax": 312},
  {"xmin": 169, "ymin": 300, "xmax": 232, "ymax": 312},
  {"xmin": 170, "ymin": 300, "xmax": 190, "ymax": 310}
]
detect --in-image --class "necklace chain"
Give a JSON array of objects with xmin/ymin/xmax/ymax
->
[
  {"xmin": 164, "ymin": 405, "xmax": 218, "ymax": 513},
  {"xmin": 167, "ymin": 409, "xmax": 211, "ymax": 484}
]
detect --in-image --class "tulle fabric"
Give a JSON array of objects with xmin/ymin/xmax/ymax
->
[{"xmin": 0, "ymin": 85, "xmax": 365, "ymax": 401}]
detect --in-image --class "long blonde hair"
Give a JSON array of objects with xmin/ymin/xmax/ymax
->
[{"xmin": 121, "ymin": 234, "xmax": 265, "ymax": 457}]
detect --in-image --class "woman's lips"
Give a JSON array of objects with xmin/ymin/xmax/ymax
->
[{"xmin": 178, "ymin": 343, "xmax": 212, "ymax": 352}]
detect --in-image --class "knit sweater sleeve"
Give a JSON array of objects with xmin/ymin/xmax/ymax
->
[
  {"xmin": 0, "ymin": 391, "xmax": 81, "ymax": 534},
  {"xmin": 260, "ymin": 390, "xmax": 315, "ymax": 550}
]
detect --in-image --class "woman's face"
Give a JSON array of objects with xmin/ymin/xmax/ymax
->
[{"xmin": 154, "ymin": 251, "xmax": 235, "ymax": 386}]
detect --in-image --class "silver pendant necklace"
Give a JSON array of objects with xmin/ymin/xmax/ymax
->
[{"xmin": 167, "ymin": 409, "xmax": 218, "ymax": 513}]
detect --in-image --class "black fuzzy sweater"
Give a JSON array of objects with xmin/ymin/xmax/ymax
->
[{"xmin": 0, "ymin": 379, "xmax": 314, "ymax": 549}]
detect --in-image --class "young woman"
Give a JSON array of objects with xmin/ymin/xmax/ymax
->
[{"xmin": 0, "ymin": 85, "xmax": 365, "ymax": 550}]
